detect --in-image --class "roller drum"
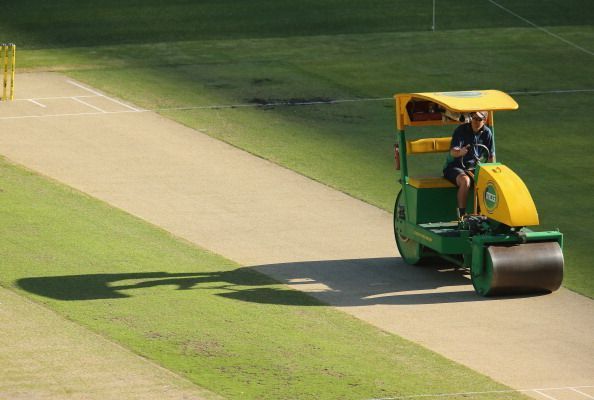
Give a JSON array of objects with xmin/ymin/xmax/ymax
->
[{"xmin": 479, "ymin": 242, "xmax": 564, "ymax": 296}]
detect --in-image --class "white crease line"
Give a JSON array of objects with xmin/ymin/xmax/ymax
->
[
  {"xmin": 66, "ymin": 79, "xmax": 107, "ymax": 97},
  {"xmin": 16, "ymin": 95, "xmax": 99, "ymax": 101},
  {"xmin": 367, "ymin": 386, "xmax": 594, "ymax": 400},
  {"xmin": 72, "ymin": 97, "xmax": 107, "ymax": 113},
  {"xmin": 0, "ymin": 110, "xmax": 139, "ymax": 120},
  {"xmin": 27, "ymin": 99, "xmax": 47, "ymax": 108},
  {"xmin": 533, "ymin": 389, "xmax": 560, "ymax": 400},
  {"xmin": 367, "ymin": 389, "xmax": 518, "ymax": 400},
  {"xmin": 66, "ymin": 79, "xmax": 142, "ymax": 112},
  {"xmin": 487, "ymin": 0, "xmax": 594, "ymax": 56},
  {"xmin": 571, "ymin": 388, "xmax": 594, "ymax": 399},
  {"xmin": 101, "ymin": 94, "xmax": 143, "ymax": 112}
]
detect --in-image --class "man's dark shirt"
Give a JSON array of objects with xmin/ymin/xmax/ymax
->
[{"xmin": 443, "ymin": 123, "xmax": 494, "ymax": 171}]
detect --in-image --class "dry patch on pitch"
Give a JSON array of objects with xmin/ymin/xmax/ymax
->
[{"xmin": 1, "ymin": 72, "xmax": 593, "ymax": 398}]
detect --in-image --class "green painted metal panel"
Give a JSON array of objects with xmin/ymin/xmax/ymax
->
[
  {"xmin": 400, "ymin": 220, "xmax": 470, "ymax": 255},
  {"xmin": 404, "ymin": 185, "xmax": 458, "ymax": 224}
]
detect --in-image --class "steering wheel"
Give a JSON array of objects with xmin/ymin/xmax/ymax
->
[{"xmin": 461, "ymin": 143, "xmax": 490, "ymax": 170}]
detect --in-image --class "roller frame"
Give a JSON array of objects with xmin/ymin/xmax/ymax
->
[{"xmin": 395, "ymin": 215, "xmax": 562, "ymax": 262}]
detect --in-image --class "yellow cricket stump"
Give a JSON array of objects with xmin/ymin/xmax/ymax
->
[{"xmin": 1, "ymin": 43, "xmax": 16, "ymax": 101}]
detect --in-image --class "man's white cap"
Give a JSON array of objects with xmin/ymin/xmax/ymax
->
[{"xmin": 472, "ymin": 111, "xmax": 488, "ymax": 120}]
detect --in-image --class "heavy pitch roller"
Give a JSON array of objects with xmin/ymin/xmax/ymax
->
[
  {"xmin": 392, "ymin": 90, "xmax": 565, "ymax": 297},
  {"xmin": 473, "ymin": 242, "xmax": 564, "ymax": 296}
]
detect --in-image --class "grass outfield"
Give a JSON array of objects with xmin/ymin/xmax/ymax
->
[
  {"xmin": 3, "ymin": 0, "xmax": 593, "ymax": 47},
  {"xmin": 0, "ymin": 158, "xmax": 527, "ymax": 400}
]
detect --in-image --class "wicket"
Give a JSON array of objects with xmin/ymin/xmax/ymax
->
[{"xmin": 1, "ymin": 43, "xmax": 16, "ymax": 101}]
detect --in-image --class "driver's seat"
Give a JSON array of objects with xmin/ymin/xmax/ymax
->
[{"xmin": 406, "ymin": 137, "xmax": 454, "ymax": 189}]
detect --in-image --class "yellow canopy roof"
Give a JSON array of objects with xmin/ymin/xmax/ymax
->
[{"xmin": 395, "ymin": 90, "xmax": 518, "ymax": 112}]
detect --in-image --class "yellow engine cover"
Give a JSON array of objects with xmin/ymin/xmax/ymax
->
[{"xmin": 476, "ymin": 164, "xmax": 539, "ymax": 227}]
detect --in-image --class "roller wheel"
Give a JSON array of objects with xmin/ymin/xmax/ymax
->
[
  {"xmin": 393, "ymin": 190, "xmax": 423, "ymax": 264},
  {"xmin": 472, "ymin": 241, "xmax": 564, "ymax": 296}
]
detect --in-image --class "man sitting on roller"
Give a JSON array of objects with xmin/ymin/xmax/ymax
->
[{"xmin": 443, "ymin": 111, "xmax": 494, "ymax": 218}]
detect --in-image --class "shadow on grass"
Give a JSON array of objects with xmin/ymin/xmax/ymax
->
[
  {"xmin": 16, "ymin": 268, "xmax": 319, "ymax": 303},
  {"xmin": 17, "ymin": 258, "xmax": 539, "ymax": 305}
]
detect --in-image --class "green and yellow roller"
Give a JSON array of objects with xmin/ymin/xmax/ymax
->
[{"xmin": 392, "ymin": 89, "xmax": 563, "ymax": 296}]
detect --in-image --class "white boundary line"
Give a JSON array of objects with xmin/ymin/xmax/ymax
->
[
  {"xmin": 487, "ymin": 0, "xmax": 594, "ymax": 56},
  {"xmin": 509, "ymin": 89, "xmax": 594, "ymax": 95},
  {"xmin": 11, "ymin": 88, "xmax": 594, "ymax": 107},
  {"xmin": 2, "ymin": 88, "xmax": 593, "ymax": 121}
]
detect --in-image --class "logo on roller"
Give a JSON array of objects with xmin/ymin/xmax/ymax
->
[{"xmin": 484, "ymin": 182, "xmax": 498, "ymax": 213}]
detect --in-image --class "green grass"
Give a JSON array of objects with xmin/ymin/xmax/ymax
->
[
  {"xmin": 0, "ymin": 158, "xmax": 526, "ymax": 400},
  {"xmin": 5, "ymin": 0, "xmax": 592, "ymax": 48}
]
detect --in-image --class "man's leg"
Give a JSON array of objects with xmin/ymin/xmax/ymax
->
[{"xmin": 456, "ymin": 173, "xmax": 471, "ymax": 217}]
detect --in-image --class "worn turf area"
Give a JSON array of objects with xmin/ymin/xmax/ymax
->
[{"xmin": 0, "ymin": 158, "xmax": 527, "ymax": 400}]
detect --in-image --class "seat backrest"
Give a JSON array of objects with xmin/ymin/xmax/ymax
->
[{"xmin": 406, "ymin": 137, "xmax": 451, "ymax": 154}]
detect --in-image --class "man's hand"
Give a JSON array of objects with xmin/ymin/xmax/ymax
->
[{"xmin": 452, "ymin": 145, "xmax": 470, "ymax": 158}]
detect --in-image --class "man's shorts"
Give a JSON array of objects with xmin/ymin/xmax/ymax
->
[{"xmin": 443, "ymin": 167, "xmax": 468, "ymax": 185}]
